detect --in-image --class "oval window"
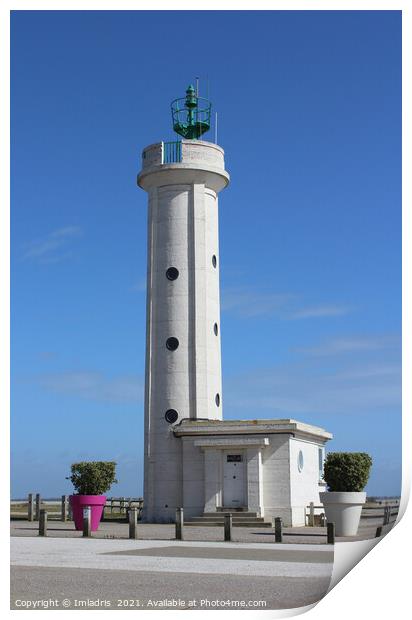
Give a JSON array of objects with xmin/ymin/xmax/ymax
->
[
  {"xmin": 212, "ymin": 255, "xmax": 217, "ymax": 268},
  {"xmin": 166, "ymin": 337, "xmax": 179, "ymax": 351},
  {"xmin": 298, "ymin": 450, "xmax": 304, "ymax": 472},
  {"xmin": 214, "ymin": 323, "xmax": 218, "ymax": 336},
  {"xmin": 164, "ymin": 409, "xmax": 178, "ymax": 424},
  {"xmin": 166, "ymin": 267, "xmax": 179, "ymax": 281},
  {"xmin": 215, "ymin": 393, "xmax": 220, "ymax": 407}
]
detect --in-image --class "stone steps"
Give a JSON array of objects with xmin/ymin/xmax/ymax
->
[
  {"xmin": 190, "ymin": 516, "xmax": 265, "ymax": 522},
  {"xmin": 184, "ymin": 521, "xmax": 272, "ymax": 528},
  {"xmin": 184, "ymin": 511, "xmax": 272, "ymax": 528},
  {"xmin": 204, "ymin": 511, "xmax": 259, "ymax": 518}
]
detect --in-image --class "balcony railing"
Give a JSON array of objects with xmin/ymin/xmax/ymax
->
[{"xmin": 162, "ymin": 140, "xmax": 182, "ymax": 164}]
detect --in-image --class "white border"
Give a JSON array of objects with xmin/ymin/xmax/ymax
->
[{"xmin": 2, "ymin": 2, "xmax": 410, "ymax": 619}]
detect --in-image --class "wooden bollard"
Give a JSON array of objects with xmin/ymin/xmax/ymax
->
[
  {"xmin": 28, "ymin": 494, "xmax": 34, "ymax": 522},
  {"xmin": 327, "ymin": 522, "xmax": 335, "ymax": 544},
  {"xmin": 224, "ymin": 513, "xmax": 232, "ymax": 542},
  {"xmin": 384, "ymin": 506, "xmax": 390, "ymax": 525},
  {"xmin": 61, "ymin": 495, "xmax": 68, "ymax": 522},
  {"xmin": 83, "ymin": 507, "xmax": 91, "ymax": 537},
  {"xmin": 274, "ymin": 517, "xmax": 283, "ymax": 543},
  {"xmin": 68, "ymin": 499, "xmax": 73, "ymax": 521},
  {"xmin": 309, "ymin": 502, "xmax": 315, "ymax": 527},
  {"xmin": 175, "ymin": 507, "xmax": 184, "ymax": 540},
  {"xmin": 35, "ymin": 493, "xmax": 41, "ymax": 521},
  {"xmin": 375, "ymin": 525, "xmax": 383, "ymax": 538},
  {"xmin": 39, "ymin": 510, "xmax": 47, "ymax": 537},
  {"xmin": 129, "ymin": 508, "xmax": 138, "ymax": 539}
]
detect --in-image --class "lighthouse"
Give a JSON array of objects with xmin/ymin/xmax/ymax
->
[
  {"xmin": 137, "ymin": 85, "xmax": 230, "ymax": 522},
  {"xmin": 137, "ymin": 84, "xmax": 332, "ymax": 526}
]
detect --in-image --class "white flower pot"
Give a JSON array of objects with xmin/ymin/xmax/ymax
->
[{"xmin": 319, "ymin": 491, "xmax": 366, "ymax": 536}]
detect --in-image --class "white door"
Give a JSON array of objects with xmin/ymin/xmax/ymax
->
[{"xmin": 223, "ymin": 453, "xmax": 245, "ymax": 507}]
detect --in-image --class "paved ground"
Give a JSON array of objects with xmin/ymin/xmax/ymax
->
[
  {"xmin": 10, "ymin": 518, "xmax": 394, "ymax": 611},
  {"xmin": 10, "ymin": 537, "xmax": 333, "ymax": 610}
]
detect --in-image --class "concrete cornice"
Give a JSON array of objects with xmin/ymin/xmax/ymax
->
[
  {"xmin": 137, "ymin": 164, "xmax": 230, "ymax": 192},
  {"xmin": 194, "ymin": 436, "xmax": 270, "ymax": 449},
  {"xmin": 173, "ymin": 418, "xmax": 333, "ymax": 442}
]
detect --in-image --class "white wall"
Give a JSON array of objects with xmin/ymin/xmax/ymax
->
[
  {"xmin": 289, "ymin": 437, "xmax": 325, "ymax": 526},
  {"xmin": 261, "ymin": 435, "xmax": 292, "ymax": 525},
  {"xmin": 182, "ymin": 438, "xmax": 204, "ymax": 518}
]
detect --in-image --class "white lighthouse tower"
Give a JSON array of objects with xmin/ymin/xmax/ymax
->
[
  {"xmin": 137, "ymin": 85, "xmax": 230, "ymax": 522},
  {"xmin": 137, "ymin": 84, "xmax": 332, "ymax": 526}
]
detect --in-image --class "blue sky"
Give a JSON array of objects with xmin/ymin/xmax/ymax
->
[{"xmin": 11, "ymin": 10, "xmax": 401, "ymax": 498}]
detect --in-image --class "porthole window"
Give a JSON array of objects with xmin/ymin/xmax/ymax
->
[
  {"xmin": 212, "ymin": 255, "xmax": 217, "ymax": 268},
  {"xmin": 164, "ymin": 409, "xmax": 178, "ymax": 424},
  {"xmin": 166, "ymin": 337, "xmax": 179, "ymax": 351},
  {"xmin": 166, "ymin": 267, "xmax": 179, "ymax": 281},
  {"xmin": 215, "ymin": 393, "xmax": 220, "ymax": 407},
  {"xmin": 298, "ymin": 450, "xmax": 304, "ymax": 472},
  {"xmin": 214, "ymin": 323, "xmax": 218, "ymax": 336}
]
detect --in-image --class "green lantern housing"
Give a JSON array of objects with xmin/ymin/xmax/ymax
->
[{"xmin": 171, "ymin": 84, "xmax": 211, "ymax": 140}]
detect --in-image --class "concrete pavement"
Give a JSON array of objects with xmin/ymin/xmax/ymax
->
[{"xmin": 10, "ymin": 537, "xmax": 333, "ymax": 610}]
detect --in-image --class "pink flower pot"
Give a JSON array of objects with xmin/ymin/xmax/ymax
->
[{"xmin": 69, "ymin": 495, "xmax": 107, "ymax": 531}]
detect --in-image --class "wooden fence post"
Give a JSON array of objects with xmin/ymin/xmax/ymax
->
[
  {"xmin": 39, "ymin": 510, "xmax": 47, "ymax": 536},
  {"xmin": 274, "ymin": 517, "xmax": 283, "ymax": 543},
  {"xmin": 83, "ymin": 507, "xmax": 91, "ymax": 537},
  {"xmin": 384, "ymin": 506, "xmax": 391, "ymax": 525},
  {"xmin": 175, "ymin": 507, "xmax": 184, "ymax": 540},
  {"xmin": 28, "ymin": 494, "xmax": 34, "ymax": 522},
  {"xmin": 327, "ymin": 522, "xmax": 335, "ymax": 544},
  {"xmin": 224, "ymin": 513, "xmax": 232, "ymax": 542},
  {"xmin": 67, "ymin": 499, "xmax": 73, "ymax": 521},
  {"xmin": 35, "ymin": 493, "xmax": 41, "ymax": 521},
  {"xmin": 129, "ymin": 508, "xmax": 138, "ymax": 539},
  {"xmin": 61, "ymin": 495, "xmax": 68, "ymax": 522},
  {"xmin": 309, "ymin": 502, "xmax": 315, "ymax": 527}
]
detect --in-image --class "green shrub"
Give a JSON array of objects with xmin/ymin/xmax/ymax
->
[
  {"xmin": 68, "ymin": 461, "xmax": 118, "ymax": 495},
  {"xmin": 323, "ymin": 452, "xmax": 372, "ymax": 492}
]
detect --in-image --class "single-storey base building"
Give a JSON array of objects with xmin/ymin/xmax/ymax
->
[{"xmin": 144, "ymin": 418, "xmax": 332, "ymax": 526}]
